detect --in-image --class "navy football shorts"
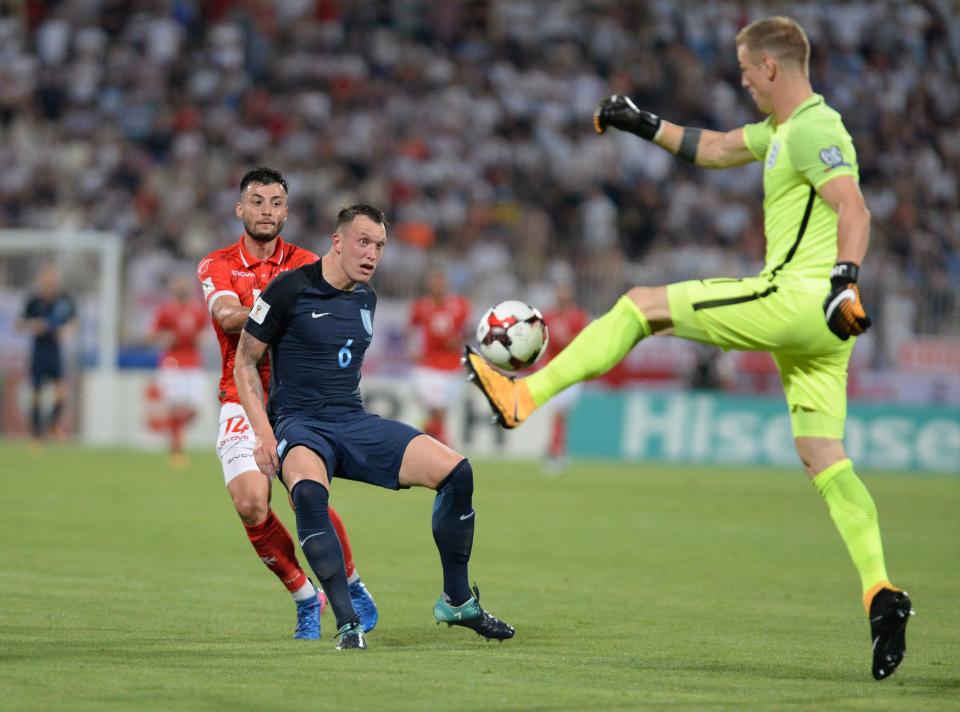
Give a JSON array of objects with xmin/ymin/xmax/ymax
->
[
  {"xmin": 274, "ymin": 411, "xmax": 422, "ymax": 490},
  {"xmin": 30, "ymin": 349, "xmax": 63, "ymax": 388}
]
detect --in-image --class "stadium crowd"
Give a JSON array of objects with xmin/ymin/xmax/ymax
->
[{"xmin": 1, "ymin": 0, "xmax": 958, "ymax": 362}]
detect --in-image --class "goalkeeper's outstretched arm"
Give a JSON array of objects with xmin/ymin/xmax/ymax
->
[{"xmin": 593, "ymin": 94, "xmax": 755, "ymax": 168}]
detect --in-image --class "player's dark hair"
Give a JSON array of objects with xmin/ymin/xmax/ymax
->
[
  {"xmin": 335, "ymin": 204, "xmax": 388, "ymax": 230},
  {"xmin": 239, "ymin": 167, "xmax": 288, "ymax": 194},
  {"xmin": 736, "ymin": 16, "xmax": 810, "ymax": 74}
]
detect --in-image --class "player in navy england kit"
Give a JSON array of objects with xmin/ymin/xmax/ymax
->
[
  {"xmin": 17, "ymin": 263, "xmax": 76, "ymax": 443},
  {"xmin": 234, "ymin": 204, "xmax": 514, "ymax": 650}
]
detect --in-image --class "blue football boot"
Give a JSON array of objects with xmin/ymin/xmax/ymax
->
[
  {"xmin": 293, "ymin": 585, "xmax": 324, "ymax": 640},
  {"xmin": 348, "ymin": 578, "xmax": 379, "ymax": 633}
]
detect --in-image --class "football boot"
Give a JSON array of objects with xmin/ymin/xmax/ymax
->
[
  {"xmin": 348, "ymin": 578, "xmax": 379, "ymax": 633},
  {"xmin": 433, "ymin": 584, "xmax": 515, "ymax": 642},
  {"xmin": 462, "ymin": 346, "xmax": 536, "ymax": 429},
  {"xmin": 335, "ymin": 620, "xmax": 367, "ymax": 650},
  {"xmin": 869, "ymin": 587, "xmax": 914, "ymax": 680}
]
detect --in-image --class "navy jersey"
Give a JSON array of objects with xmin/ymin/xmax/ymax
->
[
  {"xmin": 22, "ymin": 293, "xmax": 75, "ymax": 355},
  {"xmin": 243, "ymin": 261, "xmax": 376, "ymax": 424}
]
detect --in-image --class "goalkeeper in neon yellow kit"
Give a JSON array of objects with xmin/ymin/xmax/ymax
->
[{"xmin": 464, "ymin": 16, "xmax": 913, "ymax": 680}]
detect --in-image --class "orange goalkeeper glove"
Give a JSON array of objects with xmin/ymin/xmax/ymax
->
[{"xmin": 823, "ymin": 262, "xmax": 872, "ymax": 340}]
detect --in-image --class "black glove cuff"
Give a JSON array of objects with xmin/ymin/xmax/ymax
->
[
  {"xmin": 639, "ymin": 112, "xmax": 662, "ymax": 141},
  {"xmin": 830, "ymin": 261, "xmax": 859, "ymax": 286}
]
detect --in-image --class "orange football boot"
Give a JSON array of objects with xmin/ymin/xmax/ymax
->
[{"xmin": 462, "ymin": 346, "xmax": 537, "ymax": 429}]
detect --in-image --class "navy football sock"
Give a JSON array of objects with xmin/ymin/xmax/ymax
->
[
  {"xmin": 432, "ymin": 459, "xmax": 475, "ymax": 606},
  {"xmin": 31, "ymin": 402, "xmax": 42, "ymax": 438},
  {"xmin": 49, "ymin": 400, "xmax": 63, "ymax": 431},
  {"xmin": 291, "ymin": 480, "xmax": 357, "ymax": 629}
]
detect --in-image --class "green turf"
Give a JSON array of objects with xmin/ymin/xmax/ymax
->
[{"xmin": 1, "ymin": 442, "xmax": 958, "ymax": 710}]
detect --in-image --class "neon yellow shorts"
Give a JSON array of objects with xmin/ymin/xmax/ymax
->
[{"xmin": 667, "ymin": 276, "xmax": 855, "ymax": 439}]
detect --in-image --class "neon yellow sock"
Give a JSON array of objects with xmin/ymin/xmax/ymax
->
[
  {"xmin": 812, "ymin": 459, "xmax": 890, "ymax": 604},
  {"xmin": 526, "ymin": 295, "xmax": 651, "ymax": 406}
]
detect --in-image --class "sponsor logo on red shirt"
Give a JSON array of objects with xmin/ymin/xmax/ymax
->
[{"xmin": 198, "ymin": 236, "xmax": 318, "ymax": 404}]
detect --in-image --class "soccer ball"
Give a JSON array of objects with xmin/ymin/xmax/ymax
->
[{"xmin": 476, "ymin": 300, "xmax": 549, "ymax": 371}]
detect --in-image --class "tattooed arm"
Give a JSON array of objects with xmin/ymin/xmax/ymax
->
[{"xmin": 233, "ymin": 330, "xmax": 280, "ymax": 478}]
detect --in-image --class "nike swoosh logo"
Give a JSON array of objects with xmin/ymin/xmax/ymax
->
[
  {"xmin": 312, "ymin": 312, "xmax": 331, "ymax": 319},
  {"xmin": 459, "ymin": 510, "xmax": 475, "ymax": 521},
  {"xmin": 299, "ymin": 532, "xmax": 325, "ymax": 546},
  {"xmin": 824, "ymin": 289, "xmax": 855, "ymax": 322}
]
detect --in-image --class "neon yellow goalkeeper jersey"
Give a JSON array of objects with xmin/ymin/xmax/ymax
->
[{"xmin": 742, "ymin": 93, "xmax": 858, "ymax": 288}]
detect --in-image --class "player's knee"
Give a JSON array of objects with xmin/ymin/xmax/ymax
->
[
  {"xmin": 290, "ymin": 478, "xmax": 329, "ymax": 513},
  {"xmin": 435, "ymin": 458, "xmax": 473, "ymax": 495},
  {"xmin": 625, "ymin": 285, "xmax": 671, "ymax": 327},
  {"xmin": 626, "ymin": 286, "xmax": 649, "ymax": 302},
  {"xmin": 233, "ymin": 496, "xmax": 268, "ymax": 526},
  {"xmin": 793, "ymin": 444, "xmax": 817, "ymax": 478},
  {"xmin": 230, "ymin": 484, "xmax": 269, "ymax": 525},
  {"xmin": 626, "ymin": 285, "xmax": 658, "ymax": 309},
  {"xmin": 794, "ymin": 437, "xmax": 847, "ymax": 479},
  {"xmin": 433, "ymin": 459, "xmax": 474, "ymax": 534}
]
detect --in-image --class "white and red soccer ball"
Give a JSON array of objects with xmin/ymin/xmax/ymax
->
[{"xmin": 476, "ymin": 300, "xmax": 549, "ymax": 371}]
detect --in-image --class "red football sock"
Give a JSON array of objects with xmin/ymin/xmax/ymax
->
[
  {"xmin": 244, "ymin": 509, "xmax": 308, "ymax": 592},
  {"xmin": 423, "ymin": 415, "xmax": 437, "ymax": 439},
  {"xmin": 169, "ymin": 409, "xmax": 196, "ymax": 455},
  {"xmin": 328, "ymin": 506, "xmax": 356, "ymax": 578},
  {"xmin": 170, "ymin": 418, "xmax": 184, "ymax": 455},
  {"xmin": 424, "ymin": 414, "xmax": 448, "ymax": 445},
  {"xmin": 549, "ymin": 413, "xmax": 567, "ymax": 458}
]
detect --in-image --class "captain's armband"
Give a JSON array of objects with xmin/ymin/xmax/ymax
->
[{"xmin": 677, "ymin": 127, "xmax": 702, "ymax": 164}]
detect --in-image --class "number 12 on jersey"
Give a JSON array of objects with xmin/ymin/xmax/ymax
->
[{"xmin": 222, "ymin": 415, "xmax": 250, "ymax": 436}]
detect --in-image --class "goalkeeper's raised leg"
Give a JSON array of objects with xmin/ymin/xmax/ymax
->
[{"xmin": 463, "ymin": 293, "xmax": 653, "ymax": 428}]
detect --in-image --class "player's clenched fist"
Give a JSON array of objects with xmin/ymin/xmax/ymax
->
[
  {"xmin": 593, "ymin": 95, "xmax": 662, "ymax": 140},
  {"xmin": 823, "ymin": 262, "xmax": 872, "ymax": 340}
]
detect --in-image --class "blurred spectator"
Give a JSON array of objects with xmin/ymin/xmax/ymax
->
[{"xmin": 0, "ymin": 0, "xmax": 957, "ymax": 366}]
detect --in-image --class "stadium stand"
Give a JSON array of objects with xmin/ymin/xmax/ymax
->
[{"xmin": 0, "ymin": 0, "xmax": 957, "ymax": 371}]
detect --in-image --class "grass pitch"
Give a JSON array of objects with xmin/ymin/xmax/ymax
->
[{"xmin": 1, "ymin": 442, "xmax": 958, "ymax": 710}]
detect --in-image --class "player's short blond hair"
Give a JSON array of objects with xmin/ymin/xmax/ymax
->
[{"xmin": 736, "ymin": 16, "xmax": 810, "ymax": 74}]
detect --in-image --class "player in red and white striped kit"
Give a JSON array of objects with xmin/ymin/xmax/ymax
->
[{"xmin": 197, "ymin": 167, "xmax": 377, "ymax": 639}]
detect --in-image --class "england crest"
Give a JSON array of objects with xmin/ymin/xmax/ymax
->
[
  {"xmin": 360, "ymin": 308, "xmax": 373, "ymax": 335},
  {"xmin": 766, "ymin": 140, "xmax": 781, "ymax": 169}
]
